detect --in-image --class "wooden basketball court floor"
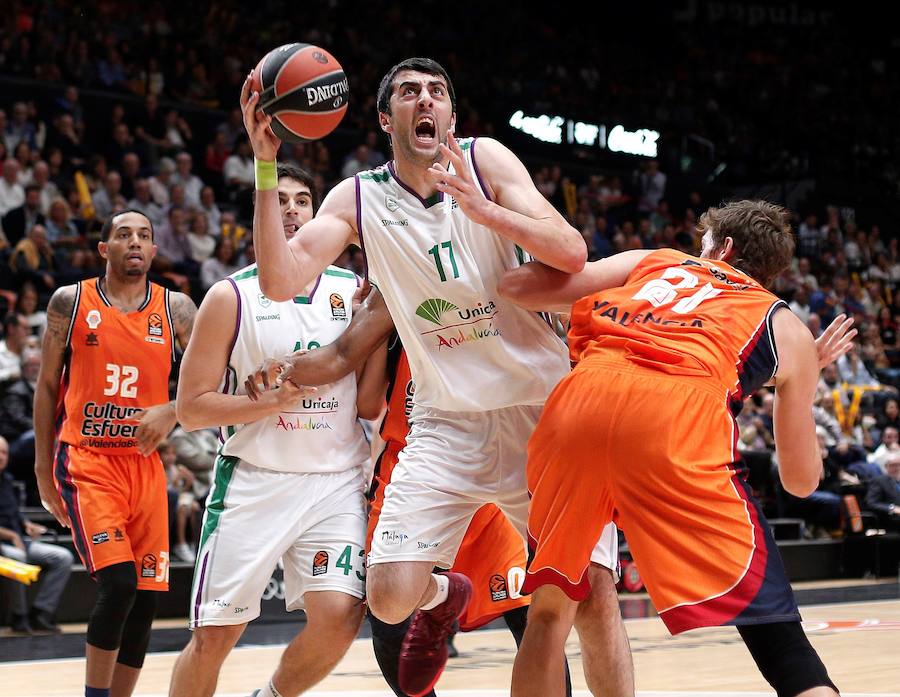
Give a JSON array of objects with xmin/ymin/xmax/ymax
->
[{"xmin": 3, "ymin": 590, "xmax": 899, "ymax": 697}]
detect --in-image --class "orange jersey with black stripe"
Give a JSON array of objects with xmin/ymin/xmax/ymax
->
[
  {"xmin": 568, "ymin": 249, "xmax": 787, "ymax": 408},
  {"xmin": 57, "ymin": 278, "xmax": 175, "ymax": 454},
  {"xmin": 378, "ymin": 336, "xmax": 414, "ymax": 450}
]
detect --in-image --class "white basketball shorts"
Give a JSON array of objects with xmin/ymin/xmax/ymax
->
[{"xmin": 190, "ymin": 457, "xmax": 367, "ymax": 627}]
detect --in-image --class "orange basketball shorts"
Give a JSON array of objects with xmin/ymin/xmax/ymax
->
[
  {"xmin": 54, "ymin": 442, "xmax": 170, "ymax": 591},
  {"xmin": 524, "ymin": 360, "xmax": 799, "ymax": 634},
  {"xmin": 368, "ymin": 439, "xmax": 529, "ymax": 630}
]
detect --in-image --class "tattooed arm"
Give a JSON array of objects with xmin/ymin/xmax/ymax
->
[
  {"xmin": 169, "ymin": 291, "xmax": 198, "ymax": 350},
  {"xmin": 33, "ymin": 285, "xmax": 78, "ymax": 527},
  {"xmin": 133, "ymin": 291, "xmax": 198, "ymax": 455}
]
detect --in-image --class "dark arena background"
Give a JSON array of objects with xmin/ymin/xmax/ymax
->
[{"xmin": 0, "ymin": 1, "xmax": 898, "ymax": 695}]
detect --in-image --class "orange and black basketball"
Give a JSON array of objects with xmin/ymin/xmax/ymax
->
[{"xmin": 250, "ymin": 43, "xmax": 349, "ymax": 143}]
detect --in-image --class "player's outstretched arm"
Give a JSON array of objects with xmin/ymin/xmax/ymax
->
[
  {"xmin": 427, "ymin": 133, "xmax": 585, "ymax": 273},
  {"xmin": 176, "ymin": 281, "xmax": 312, "ymax": 431},
  {"xmin": 244, "ymin": 287, "xmax": 396, "ymax": 400},
  {"xmin": 241, "ymin": 78, "xmax": 358, "ymax": 300},
  {"xmin": 498, "ymin": 250, "xmax": 654, "ymax": 314},
  {"xmin": 33, "ymin": 285, "xmax": 76, "ymax": 528},
  {"xmin": 771, "ymin": 307, "xmax": 822, "ymax": 498}
]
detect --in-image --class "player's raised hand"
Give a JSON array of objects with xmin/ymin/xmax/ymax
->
[
  {"xmin": 815, "ymin": 313, "xmax": 857, "ymax": 370},
  {"xmin": 427, "ymin": 131, "xmax": 491, "ymax": 225},
  {"xmin": 244, "ymin": 356, "xmax": 295, "ymax": 401},
  {"xmin": 134, "ymin": 403, "xmax": 177, "ymax": 456},
  {"xmin": 240, "ymin": 73, "xmax": 281, "ymax": 162}
]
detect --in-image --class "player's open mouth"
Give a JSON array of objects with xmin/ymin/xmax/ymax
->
[
  {"xmin": 414, "ymin": 116, "xmax": 436, "ymax": 145},
  {"xmin": 283, "ymin": 223, "xmax": 299, "ymax": 234},
  {"xmin": 126, "ymin": 253, "xmax": 143, "ymax": 263}
]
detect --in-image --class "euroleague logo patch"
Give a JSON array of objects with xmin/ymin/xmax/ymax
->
[
  {"xmin": 330, "ymin": 293, "xmax": 347, "ymax": 320},
  {"xmin": 148, "ymin": 313, "xmax": 163, "ymax": 336},
  {"xmin": 312, "ymin": 550, "xmax": 329, "ymax": 576},
  {"xmin": 489, "ymin": 573, "xmax": 509, "ymax": 602},
  {"xmin": 141, "ymin": 553, "xmax": 157, "ymax": 578}
]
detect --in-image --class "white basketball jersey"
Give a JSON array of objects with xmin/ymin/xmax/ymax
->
[
  {"xmin": 356, "ymin": 137, "xmax": 568, "ymax": 412},
  {"xmin": 219, "ymin": 264, "xmax": 370, "ymax": 473}
]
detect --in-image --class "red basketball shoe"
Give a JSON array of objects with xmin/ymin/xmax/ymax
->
[{"xmin": 398, "ymin": 572, "xmax": 473, "ymax": 696}]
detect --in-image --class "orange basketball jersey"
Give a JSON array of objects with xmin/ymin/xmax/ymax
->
[
  {"xmin": 568, "ymin": 248, "xmax": 787, "ymax": 402},
  {"xmin": 378, "ymin": 336, "xmax": 415, "ymax": 451},
  {"xmin": 57, "ymin": 278, "xmax": 175, "ymax": 454}
]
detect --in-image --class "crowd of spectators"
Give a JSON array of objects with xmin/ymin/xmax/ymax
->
[{"xmin": 1, "ymin": 0, "xmax": 899, "ymax": 630}]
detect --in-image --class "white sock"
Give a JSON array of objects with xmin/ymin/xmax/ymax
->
[
  {"xmin": 419, "ymin": 573, "xmax": 450, "ymax": 611},
  {"xmin": 258, "ymin": 679, "xmax": 283, "ymax": 697}
]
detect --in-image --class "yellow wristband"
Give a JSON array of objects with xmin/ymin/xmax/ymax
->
[{"xmin": 254, "ymin": 158, "xmax": 277, "ymax": 191}]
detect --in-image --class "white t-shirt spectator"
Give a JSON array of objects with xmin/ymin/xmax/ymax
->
[
  {"xmin": 868, "ymin": 442, "xmax": 900, "ymax": 471},
  {"xmin": 0, "ymin": 340, "xmax": 22, "ymax": 382},
  {"xmin": 223, "ymin": 154, "xmax": 254, "ymax": 189},
  {"xmin": 0, "ymin": 179, "xmax": 25, "ymax": 217},
  {"xmin": 790, "ymin": 299, "xmax": 811, "ymax": 325},
  {"xmin": 188, "ymin": 232, "xmax": 216, "ymax": 263},
  {"xmin": 837, "ymin": 354, "xmax": 880, "ymax": 388},
  {"xmin": 200, "ymin": 257, "xmax": 239, "ymax": 290}
]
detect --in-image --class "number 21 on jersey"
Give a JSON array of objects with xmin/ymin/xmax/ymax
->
[{"xmin": 632, "ymin": 267, "xmax": 722, "ymax": 314}]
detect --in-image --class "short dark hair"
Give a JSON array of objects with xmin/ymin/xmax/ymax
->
[
  {"xmin": 100, "ymin": 209, "xmax": 154, "ymax": 242},
  {"xmin": 699, "ymin": 200, "xmax": 795, "ymax": 288},
  {"xmin": 277, "ymin": 163, "xmax": 318, "ymax": 211},
  {"xmin": 3, "ymin": 312, "xmax": 25, "ymax": 335},
  {"xmin": 24, "ymin": 184, "xmax": 40, "ymax": 195},
  {"xmin": 376, "ymin": 57, "xmax": 456, "ymax": 116}
]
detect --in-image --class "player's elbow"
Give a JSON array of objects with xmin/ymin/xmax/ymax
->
[
  {"xmin": 175, "ymin": 395, "xmax": 202, "ymax": 432},
  {"xmin": 496, "ymin": 270, "xmax": 535, "ymax": 309},
  {"xmin": 559, "ymin": 240, "xmax": 588, "ymax": 274},
  {"xmin": 356, "ymin": 398, "xmax": 384, "ymax": 421},
  {"xmin": 258, "ymin": 276, "xmax": 293, "ymax": 303},
  {"xmin": 782, "ymin": 478, "xmax": 818, "ymax": 499},
  {"xmin": 779, "ymin": 460, "xmax": 820, "ymax": 499}
]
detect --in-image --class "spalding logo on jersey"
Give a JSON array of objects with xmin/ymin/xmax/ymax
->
[{"xmin": 489, "ymin": 573, "xmax": 509, "ymax": 601}]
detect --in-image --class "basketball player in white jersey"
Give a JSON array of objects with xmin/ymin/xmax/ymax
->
[
  {"xmin": 242, "ymin": 58, "xmax": 633, "ymax": 696},
  {"xmin": 167, "ymin": 164, "xmax": 388, "ymax": 697}
]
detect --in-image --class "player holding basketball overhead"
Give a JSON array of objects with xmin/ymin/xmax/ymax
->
[
  {"xmin": 33, "ymin": 210, "xmax": 196, "ymax": 697},
  {"xmin": 242, "ymin": 57, "xmax": 632, "ymax": 697},
  {"xmin": 167, "ymin": 164, "xmax": 387, "ymax": 697},
  {"xmin": 500, "ymin": 201, "xmax": 843, "ymax": 697}
]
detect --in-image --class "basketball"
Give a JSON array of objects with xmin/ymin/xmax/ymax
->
[{"xmin": 249, "ymin": 43, "xmax": 349, "ymax": 143}]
